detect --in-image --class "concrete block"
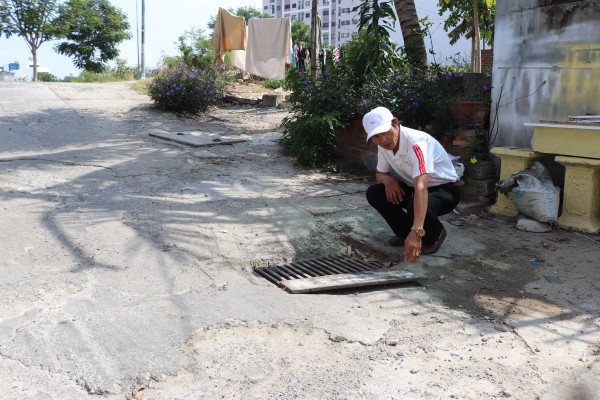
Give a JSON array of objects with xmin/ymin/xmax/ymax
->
[
  {"xmin": 261, "ymin": 94, "xmax": 281, "ymax": 107},
  {"xmin": 460, "ymin": 178, "xmax": 496, "ymax": 198},
  {"xmin": 467, "ymin": 160, "xmax": 494, "ymax": 180},
  {"xmin": 364, "ymin": 152, "xmax": 378, "ymax": 172}
]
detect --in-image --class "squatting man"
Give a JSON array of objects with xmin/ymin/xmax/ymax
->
[{"xmin": 362, "ymin": 107, "xmax": 464, "ymax": 265}]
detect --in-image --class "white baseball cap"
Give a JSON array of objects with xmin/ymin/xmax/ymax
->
[{"xmin": 362, "ymin": 107, "xmax": 394, "ymax": 141}]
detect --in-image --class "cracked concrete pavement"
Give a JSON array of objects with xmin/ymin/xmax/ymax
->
[{"xmin": 0, "ymin": 82, "xmax": 599, "ymax": 399}]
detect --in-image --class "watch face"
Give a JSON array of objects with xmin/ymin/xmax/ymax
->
[{"xmin": 417, "ymin": 228, "xmax": 426, "ymax": 237}]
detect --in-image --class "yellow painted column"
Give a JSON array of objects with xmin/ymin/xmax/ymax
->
[
  {"xmin": 490, "ymin": 147, "xmax": 546, "ymax": 217},
  {"xmin": 556, "ymin": 156, "xmax": 600, "ymax": 234}
]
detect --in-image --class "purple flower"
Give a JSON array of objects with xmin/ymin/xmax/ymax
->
[
  {"xmin": 400, "ymin": 88, "xmax": 405, "ymax": 93},
  {"xmin": 483, "ymin": 84, "xmax": 488, "ymax": 90},
  {"xmin": 390, "ymin": 70, "xmax": 395, "ymax": 77},
  {"xmin": 299, "ymin": 71, "xmax": 304, "ymax": 77},
  {"xmin": 413, "ymin": 102, "xmax": 418, "ymax": 107},
  {"xmin": 388, "ymin": 98, "xmax": 392, "ymax": 103},
  {"xmin": 179, "ymin": 62, "xmax": 183, "ymax": 66},
  {"xmin": 385, "ymin": 83, "xmax": 390, "ymax": 88},
  {"xmin": 410, "ymin": 96, "xmax": 414, "ymax": 100},
  {"xmin": 148, "ymin": 72, "xmax": 152, "ymax": 77},
  {"xmin": 457, "ymin": 72, "xmax": 462, "ymax": 77},
  {"xmin": 445, "ymin": 73, "xmax": 451, "ymax": 79},
  {"xmin": 221, "ymin": 64, "xmax": 226, "ymax": 70},
  {"xmin": 326, "ymin": 106, "xmax": 331, "ymax": 110},
  {"xmin": 173, "ymin": 84, "xmax": 176, "ymax": 88},
  {"xmin": 303, "ymin": 80, "xmax": 307, "ymax": 85},
  {"xmin": 232, "ymin": 84, "xmax": 236, "ymax": 89},
  {"xmin": 323, "ymin": 70, "xmax": 329, "ymax": 76},
  {"xmin": 170, "ymin": 73, "xmax": 173, "ymax": 77},
  {"xmin": 209, "ymin": 90, "xmax": 213, "ymax": 95},
  {"xmin": 158, "ymin": 94, "xmax": 162, "ymax": 97},
  {"xmin": 362, "ymin": 100, "xmax": 367, "ymax": 105},
  {"xmin": 322, "ymin": 95, "xmax": 326, "ymax": 100}
]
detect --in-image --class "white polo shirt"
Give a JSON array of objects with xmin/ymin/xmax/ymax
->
[{"xmin": 376, "ymin": 125, "xmax": 461, "ymax": 187}]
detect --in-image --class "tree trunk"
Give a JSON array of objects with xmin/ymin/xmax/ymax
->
[
  {"xmin": 471, "ymin": 0, "xmax": 481, "ymax": 73},
  {"xmin": 394, "ymin": 0, "xmax": 427, "ymax": 71},
  {"xmin": 32, "ymin": 48, "xmax": 38, "ymax": 82},
  {"xmin": 310, "ymin": 0, "xmax": 317, "ymax": 85}
]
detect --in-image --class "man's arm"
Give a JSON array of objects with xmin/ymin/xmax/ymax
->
[
  {"xmin": 404, "ymin": 173, "xmax": 428, "ymax": 264},
  {"xmin": 376, "ymin": 171, "xmax": 406, "ymax": 204}
]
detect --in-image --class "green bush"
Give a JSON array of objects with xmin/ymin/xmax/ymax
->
[
  {"xmin": 38, "ymin": 72, "xmax": 61, "ymax": 82},
  {"xmin": 147, "ymin": 63, "xmax": 227, "ymax": 113},
  {"xmin": 262, "ymin": 79, "xmax": 283, "ymax": 89}
]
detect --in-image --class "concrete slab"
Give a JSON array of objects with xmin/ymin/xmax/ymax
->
[{"xmin": 149, "ymin": 130, "xmax": 247, "ymax": 148}]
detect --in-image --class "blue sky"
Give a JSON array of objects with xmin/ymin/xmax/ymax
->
[{"xmin": 0, "ymin": 0, "xmax": 472, "ymax": 79}]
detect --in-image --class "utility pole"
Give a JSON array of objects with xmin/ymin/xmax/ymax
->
[
  {"xmin": 310, "ymin": 0, "xmax": 317, "ymax": 84},
  {"xmin": 140, "ymin": 0, "xmax": 146, "ymax": 78}
]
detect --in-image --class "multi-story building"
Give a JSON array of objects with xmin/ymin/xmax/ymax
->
[{"xmin": 262, "ymin": 0, "xmax": 361, "ymax": 47}]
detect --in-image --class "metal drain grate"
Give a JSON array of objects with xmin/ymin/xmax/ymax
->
[{"xmin": 255, "ymin": 255, "xmax": 425, "ymax": 294}]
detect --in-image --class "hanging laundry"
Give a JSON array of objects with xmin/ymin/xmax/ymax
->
[
  {"xmin": 245, "ymin": 17, "xmax": 292, "ymax": 80},
  {"xmin": 230, "ymin": 49, "xmax": 246, "ymax": 71},
  {"xmin": 211, "ymin": 8, "xmax": 247, "ymax": 65},
  {"xmin": 298, "ymin": 46, "xmax": 307, "ymax": 73}
]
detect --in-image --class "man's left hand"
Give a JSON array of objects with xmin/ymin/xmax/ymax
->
[{"xmin": 404, "ymin": 231, "xmax": 422, "ymax": 264}]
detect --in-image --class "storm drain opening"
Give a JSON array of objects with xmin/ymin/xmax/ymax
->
[{"xmin": 255, "ymin": 255, "xmax": 426, "ymax": 294}]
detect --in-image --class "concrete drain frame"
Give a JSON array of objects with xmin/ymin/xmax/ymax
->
[{"xmin": 255, "ymin": 255, "xmax": 425, "ymax": 294}]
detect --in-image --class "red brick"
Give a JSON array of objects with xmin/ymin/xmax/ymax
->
[{"xmin": 350, "ymin": 149, "xmax": 362, "ymax": 158}]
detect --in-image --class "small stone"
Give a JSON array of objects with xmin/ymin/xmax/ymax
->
[
  {"xmin": 501, "ymin": 389, "xmax": 512, "ymax": 397},
  {"xmin": 410, "ymin": 369, "xmax": 418, "ymax": 374},
  {"xmin": 482, "ymin": 338, "xmax": 488, "ymax": 342},
  {"xmin": 494, "ymin": 324, "xmax": 508, "ymax": 332},
  {"xmin": 397, "ymin": 351, "xmax": 405, "ymax": 357},
  {"xmin": 387, "ymin": 340, "xmax": 398, "ymax": 346},
  {"xmin": 411, "ymin": 310, "xmax": 420, "ymax": 316},
  {"xmin": 535, "ymin": 347, "xmax": 541, "ymax": 352}
]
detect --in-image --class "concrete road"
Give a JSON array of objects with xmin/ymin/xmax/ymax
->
[{"xmin": 0, "ymin": 82, "xmax": 598, "ymax": 399}]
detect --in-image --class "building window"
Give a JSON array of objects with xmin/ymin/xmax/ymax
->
[
  {"xmin": 323, "ymin": 0, "xmax": 330, "ymax": 3},
  {"xmin": 277, "ymin": 6, "xmax": 281, "ymax": 10},
  {"xmin": 324, "ymin": 34, "xmax": 329, "ymax": 40},
  {"xmin": 292, "ymin": 3, "xmax": 296, "ymax": 8},
  {"xmin": 340, "ymin": 8, "xmax": 350, "ymax": 14},
  {"xmin": 306, "ymin": 1, "xmax": 310, "ymax": 5},
  {"xmin": 270, "ymin": 0, "xmax": 275, "ymax": 2},
  {"xmin": 284, "ymin": 4, "xmax": 290, "ymax": 9},
  {"xmin": 331, "ymin": 9, "xmax": 335, "ymax": 15},
  {"xmin": 323, "ymin": 10, "xmax": 329, "ymax": 15},
  {"xmin": 340, "ymin": 20, "xmax": 350, "ymax": 26},
  {"xmin": 323, "ymin": 22, "xmax": 329, "ymax": 28},
  {"xmin": 340, "ymin": 33, "xmax": 350, "ymax": 38},
  {"xmin": 331, "ymin": 22, "xmax": 335, "ymax": 27},
  {"xmin": 264, "ymin": 6, "xmax": 268, "ymax": 10},
  {"xmin": 306, "ymin": 12, "xmax": 310, "ymax": 18},
  {"xmin": 292, "ymin": 15, "xmax": 296, "ymax": 20}
]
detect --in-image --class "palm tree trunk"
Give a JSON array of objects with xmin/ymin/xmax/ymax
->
[{"xmin": 394, "ymin": 0, "xmax": 428, "ymax": 71}]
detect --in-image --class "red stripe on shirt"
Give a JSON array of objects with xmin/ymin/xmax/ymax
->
[{"xmin": 413, "ymin": 144, "xmax": 426, "ymax": 175}]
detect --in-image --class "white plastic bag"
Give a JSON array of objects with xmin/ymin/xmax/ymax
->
[{"xmin": 512, "ymin": 172, "xmax": 560, "ymax": 223}]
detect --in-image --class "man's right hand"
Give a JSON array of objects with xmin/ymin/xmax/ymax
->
[{"xmin": 377, "ymin": 172, "xmax": 405, "ymax": 204}]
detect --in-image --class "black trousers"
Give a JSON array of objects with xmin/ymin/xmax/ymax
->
[{"xmin": 366, "ymin": 181, "xmax": 461, "ymax": 245}]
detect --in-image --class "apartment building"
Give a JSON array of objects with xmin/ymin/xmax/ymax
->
[{"xmin": 262, "ymin": 0, "xmax": 361, "ymax": 47}]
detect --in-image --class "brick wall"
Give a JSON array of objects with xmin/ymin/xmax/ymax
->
[
  {"xmin": 335, "ymin": 116, "xmax": 379, "ymax": 171},
  {"xmin": 481, "ymin": 49, "xmax": 493, "ymax": 73}
]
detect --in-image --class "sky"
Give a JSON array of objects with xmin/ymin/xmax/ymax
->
[{"xmin": 0, "ymin": 0, "xmax": 472, "ymax": 80}]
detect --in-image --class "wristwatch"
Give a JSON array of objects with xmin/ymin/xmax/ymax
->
[{"xmin": 411, "ymin": 226, "xmax": 426, "ymax": 237}]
